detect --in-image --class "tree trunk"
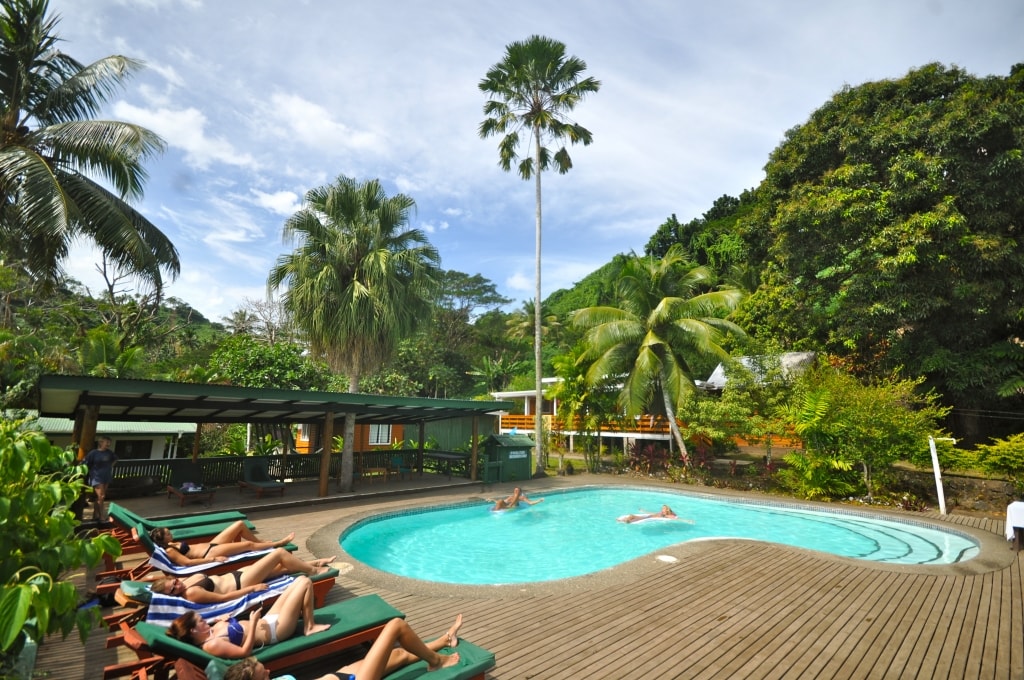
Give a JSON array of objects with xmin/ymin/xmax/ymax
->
[
  {"xmin": 533, "ymin": 123, "xmax": 545, "ymax": 477},
  {"xmin": 661, "ymin": 388, "xmax": 690, "ymax": 466},
  {"xmin": 337, "ymin": 373, "xmax": 359, "ymax": 492}
]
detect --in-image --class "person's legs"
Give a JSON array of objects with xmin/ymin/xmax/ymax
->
[
  {"xmin": 94, "ymin": 483, "xmax": 108, "ymax": 521},
  {"xmin": 338, "ymin": 617, "xmax": 460, "ymax": 680},
  {"xmin": 237, "ymin": 549, "xmax": 335, "ymax": 587},
  {"xmin": 265, "ymin": 576, "xmax": 328, "ymax": 640}
]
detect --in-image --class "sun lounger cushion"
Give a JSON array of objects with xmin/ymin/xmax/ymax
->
[
  {"xmin": 198, "ymin": 637, "xmax": 494, "ymax": 680},
  {"xmin": 383, "ymin": 638, "xmax": 496, "ymax": 680},
  {"xmin": 109, "ymin": 502, "xmax": 249, "ymax": 531},
  {"xmin": 136, "ymin": 594, "xmax": 404, "ymax": 669}
]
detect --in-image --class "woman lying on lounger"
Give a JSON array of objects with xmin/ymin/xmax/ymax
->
[
  {"xmin": 222, "ymin": 615, "xmax": 463, "ymax": 680},
  {"xmin": 149, "ymin": 548, "xmax": 335, "ymax": 604},
  {"xmin": 148, "ymin": 522, "xmax": 295, "ymax": 566},
  {"xmin": 167, "ymin": 576, "xmax": 329, "ymax": 658}
]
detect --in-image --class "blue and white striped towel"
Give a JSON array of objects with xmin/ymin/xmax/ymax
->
[
  {"xmin": 145, "ymin": 575, "xmax": 294, "ymax": 627},
  {"xmin": 148, "ymin": 547, "xmax": 274, "ymax": 575}
]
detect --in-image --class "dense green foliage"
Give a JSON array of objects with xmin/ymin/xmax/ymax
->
[
  {"xmin": 573, "ymin": 246, "xmax": 745, "ymax": 463},
  {"xmin": 738, "ymin": 63, "xmax": 1024, "ymax": 440},
  {"xmin": 0, "ymin": 417, "xmax": 120, "ymax": 659},
  {"xmin": 0, "ymin": 0, "xmax": 179, "ymax": 292}
]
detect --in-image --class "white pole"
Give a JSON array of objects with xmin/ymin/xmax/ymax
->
[{"xmin": 928, "ymin": 436, "xmax": 946, "ymax": 515}]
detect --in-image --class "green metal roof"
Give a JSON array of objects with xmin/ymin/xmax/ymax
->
[
  {"xmin": 32, "ymin": 415, "xmax": 195, "ymax": 436},
  {"xmin": 37, "ymin": 375, "xmax": 513, "ymax": 426}
]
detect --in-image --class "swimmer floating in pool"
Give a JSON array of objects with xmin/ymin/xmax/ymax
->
[
  {"xmin": 491, "ymin": 487, "xmax": 544, "ymax": 511},
  {"xmin": 618, "ymin": 505, "xmax": 694, "ymax": 524}
]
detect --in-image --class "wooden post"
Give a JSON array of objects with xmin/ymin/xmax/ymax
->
[
  {"xmin": 470, "ymin": 416, "xmax": 479, "ymax": 481},
  {"xmin": 77, "ymin": 405, "xmax": 99, "ymax": 461},
  {"xmin": 319, "ymin": 412, "xmax": 334, "ymax": 497},
  {"xmin": 192, "ymin": 423, "xmax": 202, "ymax": 462}
]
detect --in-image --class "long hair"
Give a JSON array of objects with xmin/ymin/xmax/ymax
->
[{"xmin": 167, "ymin": 610, "xmax": 200, "ymax": 644}]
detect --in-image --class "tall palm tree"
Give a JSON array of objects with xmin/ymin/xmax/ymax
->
[
  {"xmin": 0, "ymin": 0, "xmax": 178, "ymax": 290},
  {"xmin": 268, "ymin": 176, "xmax": 440, "ymax": 493},
  {"xmin": 572, "ymin": 246, "xmax": 745, "ymax": 464},
  {"xmin": 479, "ymin": 34, "xmax": 600, "ymax": 476}
]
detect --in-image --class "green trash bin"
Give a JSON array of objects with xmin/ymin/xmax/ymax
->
[{"xmin": 482, "ymin": 434, "xmax": 535, "ymax": 482}]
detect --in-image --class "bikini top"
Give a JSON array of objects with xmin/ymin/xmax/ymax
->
[
  {"xmin": 219, "ymin": 617, "xmax": 244, "ymax": 646},
  {"xmin": 194, "ymin": 575, "xmax": 216, "ymax": 592},
  {"xmin": 169, "ymin": 541, "xmax": 191, "ymax": 555}
]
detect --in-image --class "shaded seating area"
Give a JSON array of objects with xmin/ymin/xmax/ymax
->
[
  {"xmin": 239, "ymin": 457, "xmax": 286, "ymax": 499},
  {"xmin": 166, "ymin": 461, "xmax": 216, "ymax": 507}
]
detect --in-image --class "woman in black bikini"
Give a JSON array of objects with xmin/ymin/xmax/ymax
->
[
  {"xmin": 149, "ymin": 547, "xmax": 336, "ymax": 604},
  {"xmin": 148, "ymin": 521, "xmax": 295, "ymax": 567}
]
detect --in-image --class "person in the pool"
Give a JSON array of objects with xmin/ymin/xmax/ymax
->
[
  {"xmin": 148, "ymin": 523, "xmax": 295, "ymax": 567},
  {"xmin": 618, "ymin": 505, "xmax": 681, "ymax": 523},
  {"xmin": 148, "ymin": 547, "xmax": 336, "ymax": 604},
  {"xmin": 491, "ymin": 487, "xmax": 544, "ymax": 511},
  {"xmin": 166, "ymin": 576, "xmax": 329, "ymax": 658},
  {"xmin": 221, "ymin": 615, "xmax": 463, "ymax": 680}
]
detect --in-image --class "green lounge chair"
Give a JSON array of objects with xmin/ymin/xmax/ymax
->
[
  {"xmin": 238, "ymin": 457, "xmax": 286, "ymax": 499},
  {"xmin": 109, "ymin": 502, "xmax": 250, "ymax": 532},
  {"xmin": 166, "ymin": 462, "xmax": 217, "ymax": 507},
  {"xmin": 193, "ymin": 636, "xmax": 495, "ymax": 680},
  {"xmin": 132, "ymin": 594, "xmax": 404, "ymax": 675}
]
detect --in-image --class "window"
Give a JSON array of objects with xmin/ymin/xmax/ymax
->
[{"xmin": 368, "ymin": 424, "xmax": 392, "ymax": 446}]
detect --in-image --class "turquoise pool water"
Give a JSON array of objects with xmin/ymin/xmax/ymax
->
[{"xmin": 339, "ymin": 487, "xmax": 979, "ymax": 585}]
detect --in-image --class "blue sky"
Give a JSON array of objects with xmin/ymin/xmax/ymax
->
[{"xmin": 55, "ymin": 0, "xmax": 1022, "ymax": 323}]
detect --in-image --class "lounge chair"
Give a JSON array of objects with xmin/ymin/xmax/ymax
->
[
  {"xmin": 166, "ymin": 462, "xmax": 217, "ymax": 507},
  {"xmin": 104, "ymin": 569, "xmax": 338, "ymax": 629},
  {"xmin": 238, "ymin": 457, "xmax": 285, "ymax": 499},
  {"xmin": 105, "ymin": 504, "xmax": 256, "ymax": 559},
  {"xmin": 95, "ymin": 524, "xmax": 298, "ymax": 594},
  {"xmin": 390, "ymin": 454, "xmax": 414, "ymax": 481},
  {"xmin": 194, "ymin": 636, "xmax": 496, "ymax": 680},
  {"xmin": 124, "ymin": 594, "xmax": 405, "ymax": 675},
  {"xmin": 109, "ymin": 502, "xmax": 251, "ymax": 535}
]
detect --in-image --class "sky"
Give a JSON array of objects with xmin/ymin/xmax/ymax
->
[{"xmin": 53, "ymin": 0, "xmax": 1023, "ymax": 323}]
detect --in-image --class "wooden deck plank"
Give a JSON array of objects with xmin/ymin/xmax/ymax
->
[{"xmin": 34, "ymin": 476, "xmax": 1023, "ymax": 680}]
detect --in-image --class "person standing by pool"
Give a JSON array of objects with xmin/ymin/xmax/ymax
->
[
  {"xmin": 492, "ymin": 487, "xmax": 543, "ymax": 511},
  {"xmin": 84, "ymin": 435, "xmax": 117, "ymax": 522}
]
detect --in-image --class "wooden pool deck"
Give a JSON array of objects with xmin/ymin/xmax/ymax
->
[{"xmin": 36, "ymin": 473, "xmax": 1024, "ymax": 679}]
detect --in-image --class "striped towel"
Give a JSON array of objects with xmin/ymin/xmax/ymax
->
[
  {"xmin": 145, "ymin": 575, "xmax": 294, "ymax": 627},
  {"xmin": 148, "ymin": 547, "xmax": 274, "ymax": 575}
]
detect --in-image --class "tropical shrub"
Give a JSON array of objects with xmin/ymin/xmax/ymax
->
[
  {"xmin": 974, "ymin": 433, "xmax": 1024, "ymax": 495},
  {"xmin": 0, "ymin": 418, "xmax": 121, "ymax": 664}
]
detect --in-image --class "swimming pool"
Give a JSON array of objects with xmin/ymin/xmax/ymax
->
[{"xmin": 339, "ymin": 486, "xmax": 980, "ymax": 585}]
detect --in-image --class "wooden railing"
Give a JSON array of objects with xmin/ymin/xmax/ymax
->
[{"xmin": 110, "ymin": 449, "xmax": 469, "ymax": 488}]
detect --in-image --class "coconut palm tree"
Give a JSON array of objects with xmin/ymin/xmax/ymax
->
[
  {"xmin": 0, "ymin": 0, "xmax": 178, "ymax": 290},
  {"xmin": 572, "ymin": 246, "xmax": 745, "ymax": 465},
  {"xmin": 479, "ymin": 34, "xmax": 600, "ymax": 476},
  {"xmin": 268, "ymin": 176, "xmax": 440, "ymax": 493}
]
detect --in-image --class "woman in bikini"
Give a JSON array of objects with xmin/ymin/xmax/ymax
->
[
  {"xmin": 148, "ymin": 521, "xmax": 295, "ymax": 567},
  {"xmin": 491, "ymin": 487, "xmax": 544, "ymax": 511},
  {"xmin": 618, "ymin": 505, "xmax": 681, "ymax": 523},
  {"xmin": 167, "ymin": 576, "xmax": 330, "ymax": 658},
  {"xmin": 222, "ymin": 615, "xmax": 464, "ymax": 680},
  {"xmin": 149, "ymin": 547, "xmax": 336, "ymax": 604}
]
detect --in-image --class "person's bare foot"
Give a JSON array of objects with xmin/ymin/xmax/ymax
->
[
  {"xmin": 428, "ymin": 651, "xmax": 460, "ymax": 671},
  {"xmin": 444, "ymin": 614, "xmax": 463, "ymax": 648},
  {"xmin": 311, "ymin": 557, "xmax": 335, "ymax": 567},
  {"xmin": 305, "ymin": 622, "xmax": 330, "ymax": 636},
  {"xmin": 277, "ymin": 532, "xmax": 296, "ymax": 546}
]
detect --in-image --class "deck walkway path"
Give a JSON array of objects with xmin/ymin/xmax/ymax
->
[{"xmin": 36, "ymin": 473, "xmax": 1024, "ymax": 679}]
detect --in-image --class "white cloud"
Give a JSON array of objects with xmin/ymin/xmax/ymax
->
[
  {"xmin": 113, "ymin": 102, "xmax": 258, "ymax": 170},
  {"xmin": 250, "ymin": 189, "xmax": 302, "ymax": 216},
  {"xmin": 262, "ymin": 92, "xmax": 380, "ymax": 154}
]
